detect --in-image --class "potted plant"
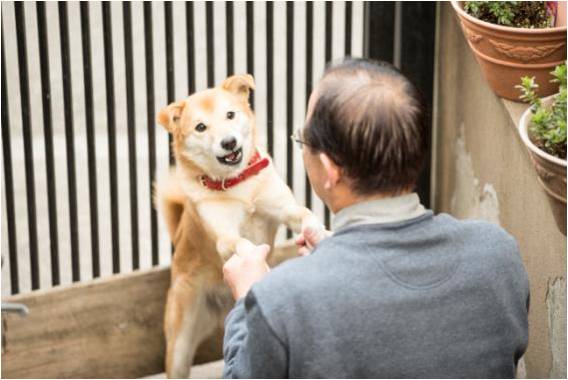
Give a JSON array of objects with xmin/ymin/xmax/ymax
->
[
  {"xmin": 451, "ymin": 1, "xmax": 567, "ymax": 101},
  {"xmin": 517, "ymin": 64, "xmax": 567, "ymax": 234}
]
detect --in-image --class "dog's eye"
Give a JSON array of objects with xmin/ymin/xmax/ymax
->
[
  {"xmin": 227, "ymin": 111, "xmax": 235, "ymax": 120},
  {"xmin": 195, "ymin": 123, "xmax": 207, "ymax": 132}
]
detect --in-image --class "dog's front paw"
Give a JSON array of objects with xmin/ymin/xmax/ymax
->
[
  {"xmin": 301, "ymin": 214, "xmax": 329, "ymax": 249},
  {"xmin": 283, "ymin": 206, "xmax": 314, "ymax": 233},
  {"xmin": 217, "ymin": 238, "xmax": 237, "ymax": 261},
  {"xmin": 217, "ymin": 237, "xmax": 249, "ymax": 262}
]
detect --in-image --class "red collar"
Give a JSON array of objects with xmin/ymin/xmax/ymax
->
[{"xmin": 200, "ymin": 150, "xmax": 270, "ymax": 191}]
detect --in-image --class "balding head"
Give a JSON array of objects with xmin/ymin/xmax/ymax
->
[{"xmin": 305, "ymin": 58, "xmax": 428, "ymax": 196}]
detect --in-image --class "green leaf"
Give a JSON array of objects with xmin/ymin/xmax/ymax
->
[{"xmin": 522, "ymin": 64, "xmax": 567, "ymax": 158}]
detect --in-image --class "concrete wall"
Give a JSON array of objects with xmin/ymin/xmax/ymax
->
[{"xmin": 433, "ymin": 4, "xmax": 566, "ymax": 378}]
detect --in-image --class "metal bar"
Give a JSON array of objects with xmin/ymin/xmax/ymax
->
[
  {"xmin": 80, "ymin": 2, "xmax": 100, "ymax": 278},
  {"xmin": 400, "ymin": 2, "xmax": 436, "ymax": 208},
  {"xmin": 304, "ymin": 1, "xmax": 313, "ymax": 210},
  {"xmin": 285, "ymin": 3, "xmax": 294, "ymax": 239},
  {"xmin": 144, "ymin": 2, "xmax": 159, "ymax": 266},
  {"xmin": 15, "ymin": 3, "xmax": 40, "ymax": 290},
  {"xmin": 102, "ymin": 2, "xmax": 120, "ymax": 274},
  {"xmin": 1, "ymin": 30, "xmax": 20, "ymax": 294},
  {"xmin": 123, "ymin": 2, "xmax": 140, "ymax": 270},
  {"xmin": 1, "ymin": 302, "xmax": 29, "ymax": 316},
  {"xmin": 393, "ymin": 1, "xmax": 402, "ymax": 68},
  {"xmin": 325, "ymin": 2, "xmax": 332, "ymax": 63},
  {"xmin": 345, "ymin": 1, "xmax": 352, "ymax": 56},
  {"xmin": 36, "ymin": 2, "xmax": 60, "ymax": 286},
  {"xmin": 186, "ymin": 2, "xmax": 195, "ymax": 95},
  {"xmin": 165, "ymin": 1, "xmax": 174, "ymax": 165},
  {"xmin": 164, "ymin": 2, "xmax": 175, "ymax": 255},
  {"xmin": 286, "ymin": 3, "xmax": 294, "ymax": 191},
  {"xmin": 205, "ymin": 2, "xmax": 215, "ymax": 87},
  {"xmin": 58, "ymin": 2, "xmax": 80, "ymax": 282},
  {"xmin": 366, "ymin": 2, "xmax": 395, "ymax": 62},
  {"xmin": 323, "ymin": 1, "xmax": 332, "ymax": 229},
  {"xmin": 266, "ymin": 1, "xmax": 273, "ymax": 157},
  {"xmin": 246, "ymin": 2, "xmax": 254, "ymax": 109},
  {"xmin": 226, "ymin": 2, "xmax": 234, "ymax": 77}
]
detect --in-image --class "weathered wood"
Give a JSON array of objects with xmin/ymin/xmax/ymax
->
[
  {"xmin": 1, "ymin": 266, "xmax": 220, "ymax": 379},
  {"xmin": 1, "ymin": 242, "xmax": 297, "ymax": 379}
]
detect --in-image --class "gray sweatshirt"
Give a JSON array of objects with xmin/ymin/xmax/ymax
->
[{"xmin": 223, "ymin": 209, "xmax": 529, "ymax": 378}]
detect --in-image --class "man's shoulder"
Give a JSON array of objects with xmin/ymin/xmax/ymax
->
[
  {"xmin": 434, "ymin": 215, "xmax": 525, "ymax": 278},
  {"xmin": 328, "ymin": 212, "xmax": 522, "ymax": 266},
  {"xmin": 451, "ymin": 215, "xmax": 513, "ymax": 238},
  {"xmin": 329, "ymin": 212, "xmax": 517, "ymax": 247},
  {"xmin": 255, "ymin": 254, "xmax": 322, "ymax": 296},
  {"xmin": 447, "ymin": 216, "xmax": 518, "ymax": 252},
  {"xmin": 425, "ymin": 212, "xmax": 515, "ymax": 241},
  {"xmin": 250, "ymin": 252, "xmax": 331, "ymax": 318}
]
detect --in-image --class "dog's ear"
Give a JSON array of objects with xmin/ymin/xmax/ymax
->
[
  {"xmin": 221, "ymin": 74, "xmax": 256, "ymax": 101},
  {"xmin": 157, "ymin": 100, "xmax": 186, "ymax": 133}
]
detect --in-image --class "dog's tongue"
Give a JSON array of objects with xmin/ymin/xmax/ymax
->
[{"xmin": 227, "ymin": 152, "xmax": 237, "ymax": 161}]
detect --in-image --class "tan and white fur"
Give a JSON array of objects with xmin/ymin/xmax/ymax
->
[{"xmin": 155, "ymin": 74, "xmax": 323, "ymax": 378}]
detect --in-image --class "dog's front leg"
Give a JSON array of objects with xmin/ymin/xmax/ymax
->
[
  {"xmin": 196, "ymin": 200, "xmax": 249, "ymax": 261},
  {"xmin": 256, "ymin": 178, "xmax": 325, "ymax": 235}
]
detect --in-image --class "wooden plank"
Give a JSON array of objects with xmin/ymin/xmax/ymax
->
[
  {"xmin": 1, "ymin": 242, "xmax": 297, "ymax": 379},
  {"xmin": 2, "ymin": 266, "xmax": 173, "ymax": 379}
]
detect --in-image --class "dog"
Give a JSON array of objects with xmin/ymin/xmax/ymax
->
[{"xmin": 155, "ymin": 74, "xmax": 324, "ymax": 378}]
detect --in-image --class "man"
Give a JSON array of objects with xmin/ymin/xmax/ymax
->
[{"xmin": 222, "ymin": 58, "xmax": 529, "ymax": 378}]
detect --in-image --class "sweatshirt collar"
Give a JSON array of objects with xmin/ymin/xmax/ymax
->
[{"xmin": 332, "ymin": 193, "xmax": 426, "ymax": 232}]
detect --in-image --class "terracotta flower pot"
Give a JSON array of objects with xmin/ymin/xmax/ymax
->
[
  {"xmin": 519, "ymin": 96, "xmax": 567, "ymax": 235},
  {"xmin": 451, "ymin": 1, "xmax": 567, "ymax": 101}
]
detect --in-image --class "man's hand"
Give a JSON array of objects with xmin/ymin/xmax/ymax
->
[
  {"xmin": 295, "ymin": 215, "xmax": 332, "ymax": 256},
  {"xmin": 223, "ymin": 240, "xmax": 271, "ymax": 300}
]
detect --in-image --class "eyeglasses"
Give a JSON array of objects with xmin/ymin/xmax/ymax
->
[{"xmin": 290, "ymin": 129, "xmax": 310, "ymax": 150}]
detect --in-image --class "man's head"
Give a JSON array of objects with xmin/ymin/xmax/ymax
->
[{"xmin": 302, "ymin": 58, "xmax": 428, "ymax": 212}]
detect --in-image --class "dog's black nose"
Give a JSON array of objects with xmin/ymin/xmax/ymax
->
[{"xmin": 221, "ymin": 136, "xmax": 237, "ymax": 151}]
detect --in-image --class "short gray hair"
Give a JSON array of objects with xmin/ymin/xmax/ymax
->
[{"xmin": 305, "ymin": 58, "xmax": 428, "ymax": 195}]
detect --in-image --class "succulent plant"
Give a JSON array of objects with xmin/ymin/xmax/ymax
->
[{"xmin": 517, "ymin": 64, "xmax": 567, "ymax": 159}]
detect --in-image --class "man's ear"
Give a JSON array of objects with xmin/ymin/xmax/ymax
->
[
  {"xmin": 319, "ymin": 153, "xmax": 341, "ymax": 190},
  {"xmin": 157, "ymin": 100, "xmax": 186, "ymax": 133},
  {"xmin": 221, "ymin": 74, "xmax": 255, "ymax": 101}
]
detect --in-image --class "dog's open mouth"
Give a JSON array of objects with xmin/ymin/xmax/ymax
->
[{"xmin": 217, "ymin": 148, "xmax": 243, "ymax": 166}]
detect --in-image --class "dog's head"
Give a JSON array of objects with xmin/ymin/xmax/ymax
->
[{"xmin": 157, "ymin": 74, "xmax": 257, "ymax": 179}]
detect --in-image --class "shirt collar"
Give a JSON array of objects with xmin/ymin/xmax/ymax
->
[{"xmin": 332, "ymin": 192, "xmax": 426, "ymax": 232}]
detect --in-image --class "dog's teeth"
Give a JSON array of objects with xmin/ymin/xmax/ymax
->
[{"xmin": 217, "ymin": 148, "xmax": 242, "ymax": 165}]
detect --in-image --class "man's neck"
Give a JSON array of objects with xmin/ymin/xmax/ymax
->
[
  {"xmin": 330, "ymin": 188, "xmax": 413, "ymax": 215},
  {"xmin": 331, "ymin": 192, "xmax": 427, "ymax": 232}
]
